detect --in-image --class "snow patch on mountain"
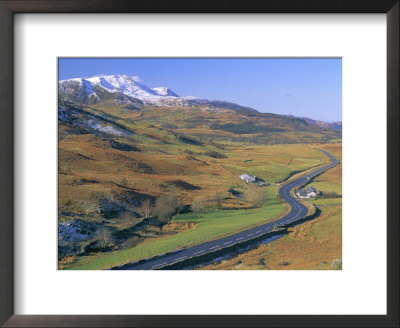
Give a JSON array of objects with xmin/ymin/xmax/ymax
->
[
  {"xmin": 58, "ymin": 74, "xmax": 257, "ymax": 113},
  {"xmin": 99, "ymin": 77, "xmax": 115, "ymax": 90},
  {"xmin": 59, "ymin": 74, "xmax": 186, "ymax": 105},
  {"xmin": 151, "ymin": 87, "xmax": 179, "ymax": 97}
]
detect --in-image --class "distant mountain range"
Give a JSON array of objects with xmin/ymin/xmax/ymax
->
[
  {"xmin": 304, "ymin": 118, "xmax": 341, "ymax": 131},
  {"xmin": 59, "ymin": 74, "xmax": 342, "ymax": 137},
  {"xmin": 284, "ymin": 115, "xmax": 342, "ymax": 131},
  {"xmin": 59, "ymin": 75, "xmax": 341, "ymax": 144}
]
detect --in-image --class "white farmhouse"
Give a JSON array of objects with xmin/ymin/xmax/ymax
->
[
  {"xmin": 239, "ymin": 173, "xmax": 256, "ymax": 183},
  {"xmin": 295, "ymin": 186, "xmax": 317, "ymax": 199}
]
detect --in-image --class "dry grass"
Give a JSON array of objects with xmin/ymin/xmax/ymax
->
[
  {"xmin": 58, "ymin": 255, "xmax": 77, "ymax": 270},
  {"xmin": 59, "ymin": 133, "xmax": 329, "ymax": 216},
  {"xmin": 200, "ymin": 143, "xmax": 342, "ymax": 270},
  {"xmin": 162, "ymin": 221, "xmax": 199, "ymax": 233},
  {"xmin": 58, "ymin": 103, "xmax": 341, "ymax": 270},
  {"xmin": 201, "ymin": 206, "xmax": 342, "ymax": 270}
]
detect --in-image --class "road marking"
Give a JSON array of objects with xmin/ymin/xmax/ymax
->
[
  {"xmin": 193, "ymin": 250, "xmax": 205, "ymax": 255},
  {"xmin": 175, "ymin": 256, "xmax": 187, "ymax": 261},
  {"xmin": 152, "ymin": 262, "xmax": 168, "ymax": 269},
  {"xmin": 224, "ymin": 241, "xmax": 232, "ymax": 245},
  {"xmin": 236, "ymin": 237, "xmax": 243, "ymax": 241},
  {"xmin": 210, "ymin": 245, "xmax": 219, "ymax": 249},
  {"xmin": 247, "ymin": 233, "xmax": 254, "ymax": 237},
  {"xmin": 256, "ymin": 230, "xmax": 263, "ymax": 233}
]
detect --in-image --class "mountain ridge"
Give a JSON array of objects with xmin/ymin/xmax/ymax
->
[{"xmin": 59, "ymin": 74, "xmax": 341, "ymax": 129}]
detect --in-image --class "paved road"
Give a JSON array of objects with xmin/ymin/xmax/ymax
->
[{"xmin": 117, "ymin": 148, "xmax": 339, "ymax": 270}]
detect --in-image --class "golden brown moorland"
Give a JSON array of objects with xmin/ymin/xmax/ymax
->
[
  {"xmin": 58, "ymin": 101, "xmax": 341, "ymax": 270},
  {"xmin": 200, "ymin": 143, "xmax": 342, "ymax": 270}
]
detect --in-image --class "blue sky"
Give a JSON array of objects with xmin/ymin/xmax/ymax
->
[{"xmin": 59, "ymin": 58, "xmax": 342, "ymax": 122}]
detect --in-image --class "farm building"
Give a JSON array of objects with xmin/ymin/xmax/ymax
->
[
  {"xmin": 239, "ymin": 173, "xmax": 256, "ymax": 183},
  {"xmin": 295, "ymin": 186, "xmax": 317, "ymax": 199}
]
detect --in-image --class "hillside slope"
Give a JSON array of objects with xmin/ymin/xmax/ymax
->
[{"xmin": 58, "ymin": 74, "xmax": 341, "ymax": 269}]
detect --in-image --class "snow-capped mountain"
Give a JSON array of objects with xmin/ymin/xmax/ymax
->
[
  {"xmin": 59, "ymin": 74, "xmax": 186, "ymax": 106},
  {"xmin": 86, "ymin": 75, "xmax": 174, "ymax": 100},
  {"xmin": 58, "ymin": 74, "xmax": 260, "ymax": 115}
]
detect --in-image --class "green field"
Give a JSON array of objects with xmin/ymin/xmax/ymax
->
[
  {"xmin": 58, "ymin": 98, "xmax": 341, "ymax": 270},
  {"xmin": 313, "ymin": 198, "xmax": 342, "ymax": 206},
  {"xmin": 309, "ymin": 181, "xmax": 342, "ymax": 195},
  {"xmin": 200, "ymin": 143, "xmax": 342, "ymax": 270},
  {"xmin": 58, "ymin": 139, "xmax": 336, "ymax": 270},
  {"xmin": 68, "ymin": 185, "xmax": 284, "ymax": 270}
]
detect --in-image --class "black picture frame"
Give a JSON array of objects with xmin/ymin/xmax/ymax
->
[{"xmin": 0, "ymin": 1, "xmax": 398, "ymax": 327}]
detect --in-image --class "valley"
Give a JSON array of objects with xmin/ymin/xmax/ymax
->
[{"xmin": 58, "ymin": 74, "xmax": 342, "ymax": 270}]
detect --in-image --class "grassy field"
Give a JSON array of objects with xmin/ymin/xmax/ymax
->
[
  {"xmin": 65, "ymin": 185, "xmax": 284, "ymax": 270},
  {"xmin": 200, "ymin": 143, "xmax": 342, "ymax": 270},
  {"xmin": 58, "ymin": 101, "xmax": 341, "ymax": 270},
  {"xmin": 311, "ymin": 181, "xmax": 342, "ymax": 195},
  {"xmin": 59, "ymin": 133, "xmax": 329, "ymax": 214},
  {"xmin": 59, "ymin": 138, "xmax": 338, "ymax": 270}
]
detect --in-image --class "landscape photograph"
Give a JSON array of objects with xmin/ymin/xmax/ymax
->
[{"xmin": 58, "ymin": 58, "xmax": 342, "ymax": 270}]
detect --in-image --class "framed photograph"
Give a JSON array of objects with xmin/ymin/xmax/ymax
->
[
  {"xmin": 0, "ymin": 0, "xmax": 398, "ymax": 327},
  {"xmin": 56, "ymin": 57, "xmax": 343, "ymax": 272}
]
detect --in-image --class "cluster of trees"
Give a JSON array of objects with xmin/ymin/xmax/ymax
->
[
  {"xmin": 126, "ymin": 194, "xmax": 186, "ymax": 224},
  {"xmin": 63, "ymin": 183, "xmax": 265, "ymax": 259},
  {"xmin": 60, "ymin": 226, "xmax": 114, "ymax": 258},
  {"xmin": 139, "ymin": 193, "xmax": 225, "ymax": 221},
  {"xmin": 80, "ymin": 182, "xmax": 264, "ymax": 237},
  {"xmin": 152, "ymin": 194, "xmax": 180, "ymax": 223},
  {"xmin": 91, "ymin": 187, "xmax": 263, "ymax": 225},
  {"xmin": 191, "ymin": 196, "xmax": 207, "ymax": 218},
  {"xmin": 189, "ymin": 186, "xmax": 264, "ymax": 217},
  {"xmin": 319, "ymin": 191, "xmax": 341, "ymax": 198}
]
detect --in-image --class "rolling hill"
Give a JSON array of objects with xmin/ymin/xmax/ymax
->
[
  {"xmin": 57, "ymin": 74, "xmax": 341, "ymax": 269},
  {"xmin": 59, "ymin": 74, "xmax": 341, "ymax": 145}
]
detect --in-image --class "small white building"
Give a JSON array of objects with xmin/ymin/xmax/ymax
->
[
  {"xmin": 295, "ymin": 186, "xmax": 317, "ymax": 199},
  {"xmin": 239, "ymin": 173, "xmax": 256, "ymax": 183}
]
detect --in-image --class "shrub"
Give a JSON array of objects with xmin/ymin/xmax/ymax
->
[
  {"xmin": 79, "ymin": 240, "xmax": 93, "ymax": 254},
  {"xmin": 97, "ymin": 228, "xmax": 112, "ymax": 249},
  {"xmin": 320, "ymin": 191, "xmax": 341, "ymax": 198},
  {"xmin": 122, "ymin": 236, "xmax": 140, "ymax": 249},
  {"xmin": 58, "ymin": 255, "xmax": 77, "ymax": 270},
  {"xmin": 243, "ymin": 184, "xmax": 264, "ymax": 207},
  {"xmin": 83, "ymin": 192, "xmax": 102, "ymax": 217},
  {"xmin": 118, "ymin": 211, "xmax": 142, "ymax": 230},
  {"xmin": 279, "ymin": 259, "xmax": 291, "ymax": 266},
  {"xmin": 139, "ymin": 199, "xmax": 152, "ymax": 219},
  {"xmin": 153, "ymin": 194, "xmax": 176, "ymax": 223},
  {"xmin": 191, "ymin": 196, "xmax": 207, "ymax": 218},
  {"xmin": 331, "ymin": 258, "xmax": 342, "ymax": 269},
  {"xmin": 214, "ymin": 193, "xmax": 225, "ymax": 209},
  {"xmin": 120, "ymin": 177, "xmax": 129, "ymax": 188}
]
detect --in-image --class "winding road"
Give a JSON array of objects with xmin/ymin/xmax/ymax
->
[{"xmin": 116, "ymin": 148, "xmax": 339, "ymax": 270}]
